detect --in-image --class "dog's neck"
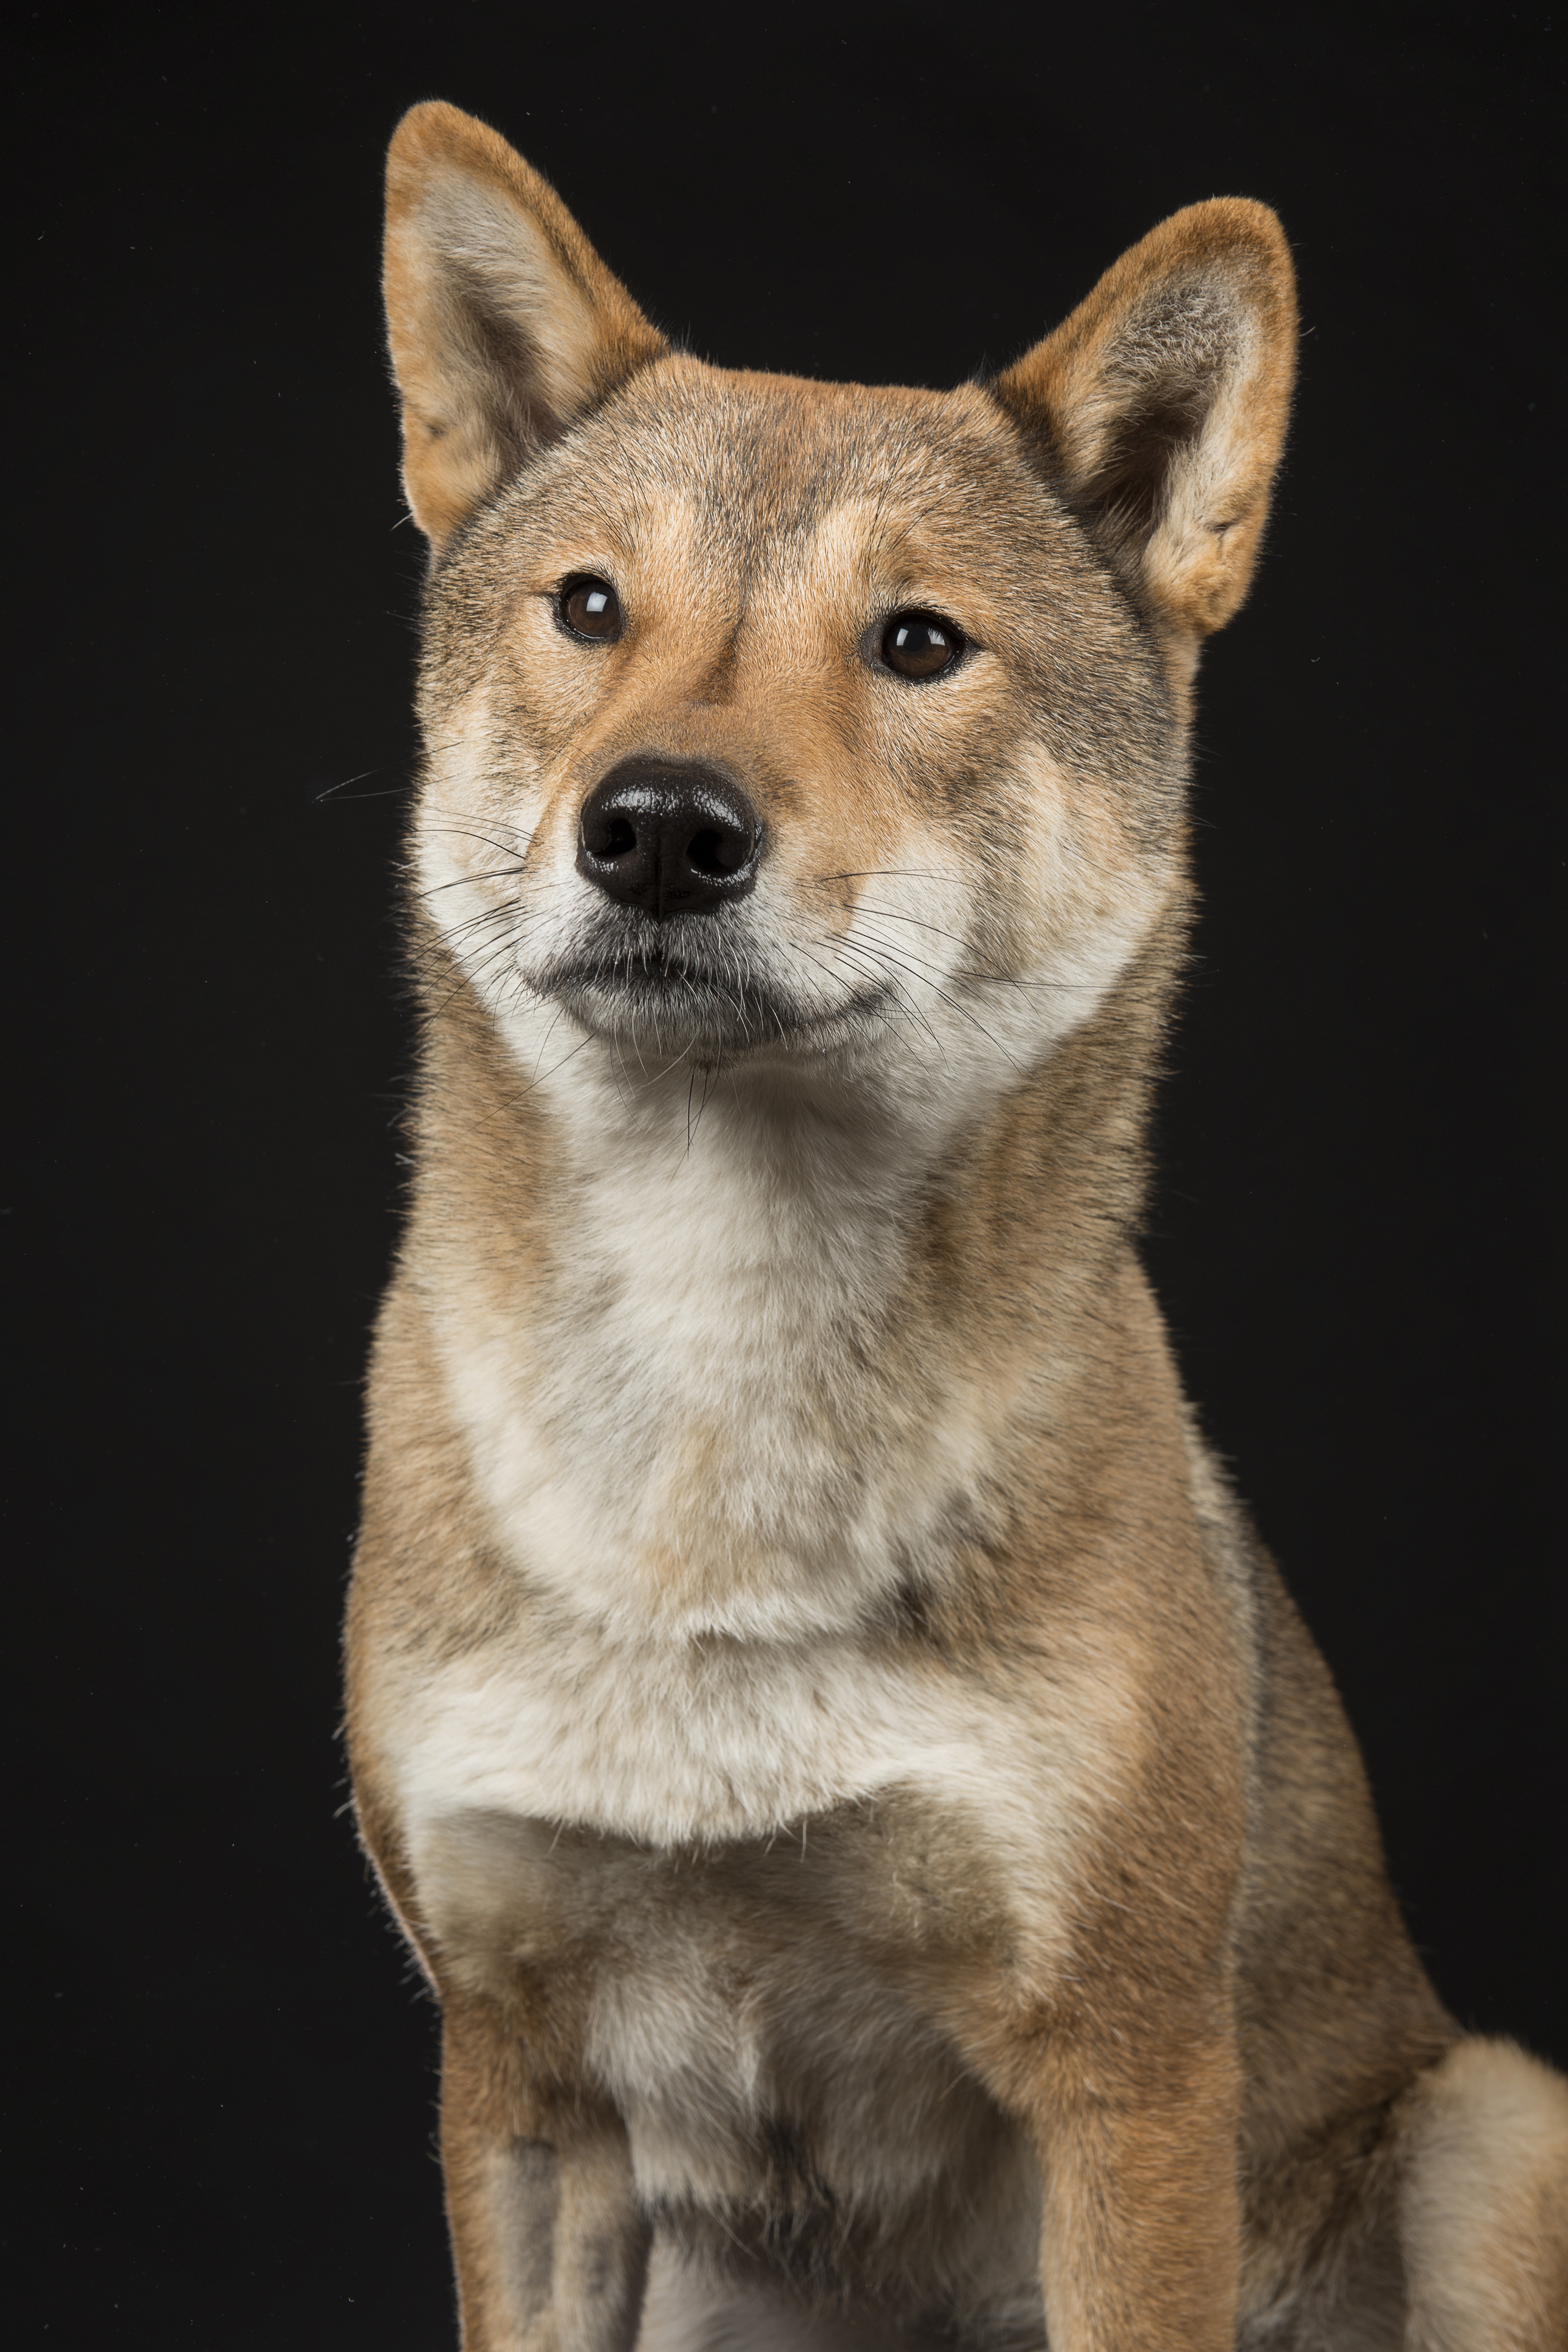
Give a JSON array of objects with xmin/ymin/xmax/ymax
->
[{"xmin": 407, "ymin": 943, "xmax": 1170, "ymax": 1645}]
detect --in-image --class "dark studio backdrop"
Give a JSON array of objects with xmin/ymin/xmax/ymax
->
[{"xmin": 8, "ymin": 2, "xmax": 1563, "ymax": 2340}]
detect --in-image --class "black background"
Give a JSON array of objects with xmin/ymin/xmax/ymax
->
[{"xmin": 8, "ymin": 3, "xmax": 1563, "ymax": 2341}]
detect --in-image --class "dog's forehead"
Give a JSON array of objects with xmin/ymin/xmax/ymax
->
[{"xmin": 537, "ymin": 359, "xmax": 1038, "ymax": 567}]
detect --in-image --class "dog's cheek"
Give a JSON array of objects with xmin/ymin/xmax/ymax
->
[
  {"xmin": 417, "ymin": 684, "xmax": 522, "ymax": 898},
  {"xmin": 850, "ymin": 684, "xmax": 1063, "ymax": 981},
  {"xmin": 981, "ymin": 742, "xmax": 1175, "ymax": 1029}
]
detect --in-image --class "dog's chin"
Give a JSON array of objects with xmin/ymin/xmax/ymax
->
[{"xmin": 532, "ymin": 952, "xmax": 890, "ymax": 1065}]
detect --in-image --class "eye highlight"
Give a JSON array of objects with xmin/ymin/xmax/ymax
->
[
  {"xmin": 881, "ymin": 610, "xmax": 964, "ymax": 680},
  {"xmin": 557, "ymin": 576, "xmax": 622, "ymax": 641}
]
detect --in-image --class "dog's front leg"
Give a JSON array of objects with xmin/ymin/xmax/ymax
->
[
  {"xmin": 1034, "ymin": 2027, "xmax": 1242, "ymax": 2352},
  {"xmin": 438, "ymin": 1992, "xmax": 650, "ymax": 2352}
]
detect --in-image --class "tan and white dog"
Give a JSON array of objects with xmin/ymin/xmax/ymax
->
[{"xmin": 345, "ymin": 100, "xmax": 1568, "ymax": 2352}]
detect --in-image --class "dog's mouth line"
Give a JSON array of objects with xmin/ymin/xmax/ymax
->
[
  {"xmin": 532, "ymin": 955, "xmax": 895, "ymax": 1044},
  {"xmin": 551, "ymin": 953, "xmax": 747, "ymax": 987}
]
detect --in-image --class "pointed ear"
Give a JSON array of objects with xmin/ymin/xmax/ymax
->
[
  {"xmin": 995, "ymin": 200, "xmax": 1297, "ymax": 638},
  {"xmin": 383, "ymin": 102, "xmax": 667, "ymax": 546}
]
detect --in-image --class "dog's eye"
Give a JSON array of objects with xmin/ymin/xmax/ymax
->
[
  {"xmin": 881, "ymin": 611, "xmax": 962, "ymax": 680},
  {"xmin": 559, "ymin": 576, "xmax": 622, "ymax": 641}
]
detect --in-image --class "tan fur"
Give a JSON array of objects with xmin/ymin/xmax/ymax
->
[{"xmin": 346, "ymin": 100, "xmax": 1568, "ymax": 2352}]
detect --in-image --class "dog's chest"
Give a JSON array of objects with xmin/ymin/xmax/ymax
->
[
  {"xmin": 394, "ymin": 1615, "xmax": 1117, "ymax": 2087},
  {"xmin": 396, "ymin": 1622, "xmax": 1004, "ymax": 1856}
]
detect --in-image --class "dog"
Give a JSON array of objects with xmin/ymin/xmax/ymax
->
[{"xmin": 344, "ymin": 99, "xmax": 1568, "ymax": 2351}]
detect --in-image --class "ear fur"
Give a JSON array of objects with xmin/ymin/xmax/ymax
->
[
  {"xmin": 383, "ymin": 101, "xmax": 667, "ymax": 545},
  {"xmin": 995, "ymin": 200, "xmax": 1297, "ymax": 638}
]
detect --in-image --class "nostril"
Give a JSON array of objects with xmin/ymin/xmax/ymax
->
[
  {"xmin": 687, "ymin": 823, "xmax": 750, "ymax": 878},
  {"xmin": 587, "ymin": 814, "xmax": 638, "ymax": 861}
]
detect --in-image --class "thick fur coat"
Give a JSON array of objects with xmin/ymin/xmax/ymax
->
[{"xmin": 345, "ymin": 101, "xmax": 1568, "ymax": 2352}]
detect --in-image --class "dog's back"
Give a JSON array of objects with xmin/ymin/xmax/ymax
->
[{"xmin": 345, "ymin": 101, "xmax": 1568, "ymax": 2351}]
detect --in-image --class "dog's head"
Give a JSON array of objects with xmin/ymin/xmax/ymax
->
[{"xmin": 385, "ymin": 104, "xmax": 1295, "ymax": 1107}]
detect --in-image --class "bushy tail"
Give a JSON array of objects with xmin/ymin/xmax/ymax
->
[{"xmin": 1397, "ymin": 2036, "xmax": 1568, "ymax": 2352}]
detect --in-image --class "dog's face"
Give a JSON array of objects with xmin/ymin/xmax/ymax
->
[
  {"xmin": 416, "ymin": 366, "xmax": 1175, "ymax": 1085},
  {"xmin": 388, "ymin": 106, "xmax": 1295, "ymax": 1101}
]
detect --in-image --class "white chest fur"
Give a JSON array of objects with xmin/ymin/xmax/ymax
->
[{"xmin": 400, "ymin": 1623, "xmax": 985, "ymax": 1856}]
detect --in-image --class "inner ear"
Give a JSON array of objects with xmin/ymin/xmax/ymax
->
[{"xmin": 1083, "ymin": 377, "xmax": 1215, "ymax": 537}]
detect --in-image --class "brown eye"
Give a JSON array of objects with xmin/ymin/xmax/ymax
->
[
  {"xmin": 559, "ymin": 576, "xmax": 622, "ymax": 641},
  {"xmin": 881, "ymin": 610, "xmax": 962, "ymax": 680}
]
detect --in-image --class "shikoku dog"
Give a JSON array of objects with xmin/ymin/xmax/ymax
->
[{"xmin": 345, "ymin": 100, "xmax": 1568, "ymax": 2352}]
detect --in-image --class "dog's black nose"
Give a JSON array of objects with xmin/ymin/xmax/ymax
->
[{"xmin": 576, "ymin": 760, "xmax": 761, "ymax": 916}]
